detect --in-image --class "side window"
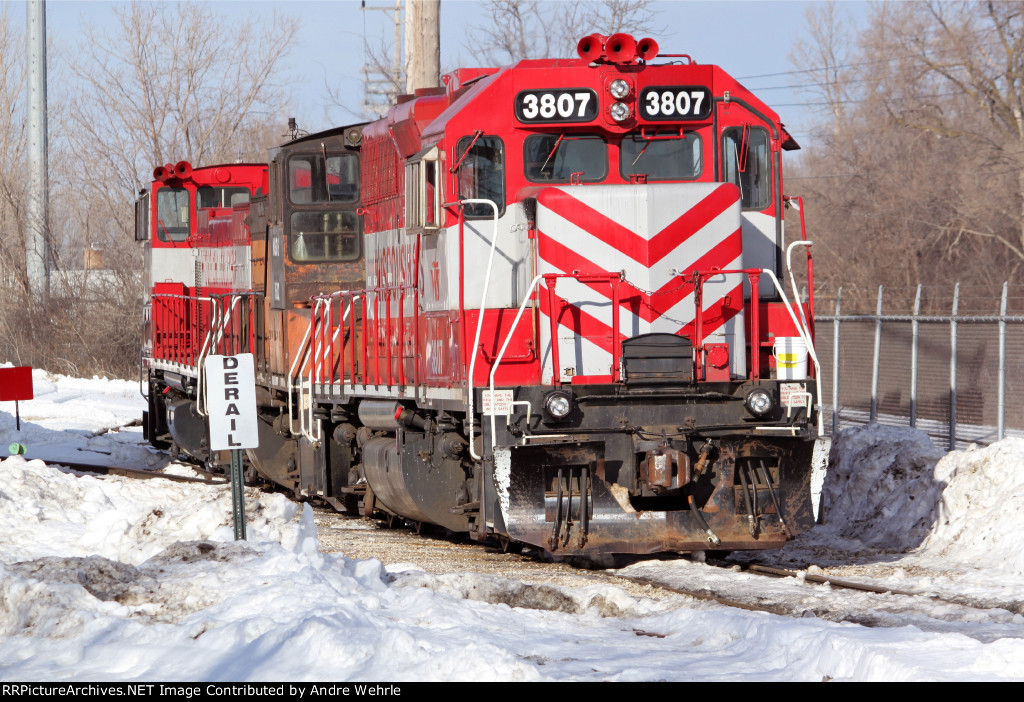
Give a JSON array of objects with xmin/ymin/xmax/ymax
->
[
  {"xmin": 135, "ymin": 192, "xmax": 150, "ymax": 242},
  {"xmin": 455, "ymin": 135, "xmax": 505, "ymax": 218},
  {"xmin": 197, "ymin": 186, "xmax": 250, "ymax": 209},
  {"xmin": 405, "ymin": 146, "xmax": 441, "ymax": 232},
  {"xmin": 721, "ymin": 126, "xmax": 771, "ymax": 210},
  {"xmin": 155, "ymin": 187, "xmax": 190, "ymax": 242}
]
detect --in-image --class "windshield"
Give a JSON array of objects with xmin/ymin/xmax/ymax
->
[
  {"xmin": 524, "ymin": 134, "xmax": 607, "ymax": 183},
  {"xmin": 620, "ymin": 132, "xmax": 703, "ymax": 181},
  {"xmin": 290, "ymin": 211, "xmax": 361, "ymax": 262},
  {"xmin": 155, "ymin": 187, "xmax": 189, "ymax": 242},
  {"xmin": 289, "ymin": 153, "xmax": 359, "ymax": 204}
]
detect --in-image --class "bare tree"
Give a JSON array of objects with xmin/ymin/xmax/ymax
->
[
  {"xmin": 65, "ymin": 2, "xmax": 297, "ymax": 199},
  {"xmin": 0, "ymin": 3, "xmax": 298, "ymax": 379},
  {"xmin": 789, "ymin": 0, "xmax": 852, "ymax": 138},
  {"xmin": 787, "ymin": 0, "xmax": 1024, "ymax": 302},
  {"xmin": 878, "ymin": 1, "xmax": 1024, "ymax": 267},
  {"xmin": 469, "ymin": 0, "xmax": 660, "ymax": 65},
  {"xmin": 0, "ymin": 4, "xmax": 26, "ymax": 294}
]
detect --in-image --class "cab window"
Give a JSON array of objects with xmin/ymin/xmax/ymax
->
[
  {"xmin": 524, "ymin": 133, "xmax": 606, "ymax": 183},
  {"xmin": 155, "ymin": 187, "xmax": 189, "ymax": 242},
  {"xmin": 620, "ymin": 131, "xmax": 702, "ymax": 181},
  {"xmin": 290, "ymin": 211, "xmax": 361, "ymax": 262},
  {"xmin": 721, "ymin": 126, "xmax": 771, "ymax": 210},
  {"xmin": 289, "ymin": 153, "xmax": 359, "ymax": 204},
  {"xmin": 455, "ymin": 135, "xmax": 505, "ymax": 218},
  {"xmin": 198, "ymin": 186, "xmax": 250, "ymax": 209}
]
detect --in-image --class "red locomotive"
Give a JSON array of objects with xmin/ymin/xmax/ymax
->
[
  {"xmin": 137, "ymin": 160, "xmax": 267, "ymax": 454},
  {"xmin": 140, "ymin": 34, "xmax": 825, "ymax": 555}
]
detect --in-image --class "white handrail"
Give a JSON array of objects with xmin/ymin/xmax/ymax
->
[
  {"xmin": 760, "ymin": 268, "xmax": 824, "ymax": 435},
  {"xmin": 293, "ymin": 297, "xmax": 354, "ymax": 446},
  {"xmin": 197, "ymin": 295, "xmax": 241, "ymax": 417},
  {"xmin": 461, "ymin": 199, "xmax": 500, "ymax": 461},
  {"xmin": 488, "ymin": 274, "xmax": 544, "ymax": 447},
  {"xmin": 286, "ymin": 322, "xmax": 313, "ymax": 438},
  {"xmin": 786, "ymin": 241, "xmax": 813, "ymax": 341}
]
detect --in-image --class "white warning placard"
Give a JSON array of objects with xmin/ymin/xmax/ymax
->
[
  {"xmin": 482, "ymin": 389, "xmax": 514, "ymax": 415},
  {"xmin": 780, "ymin": 382, "xmax": 810, "ymax": 408},
  {"xmin": 205, "ymin": 354, "xmax": 259, "ymax": 451}
]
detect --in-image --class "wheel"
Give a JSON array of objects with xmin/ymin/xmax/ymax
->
[{"xmin": 497, "ymin": 535, "xmax": 523, "ymax": 554}]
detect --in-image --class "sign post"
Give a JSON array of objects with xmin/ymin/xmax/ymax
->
[{"xmin": 204, "ymin": 354, "xmax": 259, "ymax": 540}]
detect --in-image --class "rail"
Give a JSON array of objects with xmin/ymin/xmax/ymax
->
[
  {"xmin": 150, "ymin": 292, "xmax": 259, "ymax": 416},
  {"xmin": 306, "ymin": 283, "xmax": 419, "ymax": 388},
  {"xmin": 691, "ymin": 267, "xmax": 823, "ymax": 434}
]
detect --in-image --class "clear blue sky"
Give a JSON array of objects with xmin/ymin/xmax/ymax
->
[{"xmin": 39, "ymin": 0, "xmax": 869, "ymax": 139}]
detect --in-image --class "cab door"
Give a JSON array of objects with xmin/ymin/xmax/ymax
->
[{"xmin": 716, "ymin": 101, "xmax": 782, "ymax": 299}]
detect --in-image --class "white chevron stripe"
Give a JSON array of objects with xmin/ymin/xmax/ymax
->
[
  {"xmin": 536, "ymin": 197, "xmax": 737, "ymax": 276},
  {"xmin": 554, "ymin": 183, "xmax": 733, "ymax": 240}
]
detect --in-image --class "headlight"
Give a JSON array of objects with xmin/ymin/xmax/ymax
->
[
  {"xmin": 609, "ymin": 79, "xmax": 630, "ymax": 99},
  {"xmin": 745, "ymin": 389, "xmax": 774, "ymax": 416},
  {"xmin": 610, "ymin": 101, "xmax": 631, "ymax": 122},
  {"xmin": 544, "ymin": 391, "xmax": 574, "ymax": 420}
]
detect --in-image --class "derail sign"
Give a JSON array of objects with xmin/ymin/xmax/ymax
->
[{"xmin": 204, "ymin": 354, "xmax": 259, "ymax": 451}]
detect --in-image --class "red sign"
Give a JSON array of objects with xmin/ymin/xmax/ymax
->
[{"xmin": 0, "ymin": 366, "xmax": 34, "ymax": 401}]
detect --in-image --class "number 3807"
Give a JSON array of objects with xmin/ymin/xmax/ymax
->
[{"xmin": 643, "ymin": 88, "xmax": 708, "ymax": 119}]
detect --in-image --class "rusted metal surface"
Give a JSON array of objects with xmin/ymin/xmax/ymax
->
[{"xmin": 502, "ymin": 436, "xmax": 813, "ymax": 556}]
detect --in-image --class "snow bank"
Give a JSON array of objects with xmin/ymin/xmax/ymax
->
[
  {"xmin": 819, "ymin": 425, "xmax": 947, "ymax": 550},
  {"xmin": 0, "ymin": 368, "xmax": 162, "ymax": 471},
  {"xmin": 0, "ymin": 456, "xmax": 302, "ymax": 565},
  {"xmin": 813, "ymin": 425, "xmax": 1024, "ymax": 575},
  {"xmin": 922, "ymin": 438, "xmax": 1024, "ymax": 575}
]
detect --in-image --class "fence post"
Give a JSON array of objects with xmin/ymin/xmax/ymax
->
[
  {"xmin": 998, "ymin": 281, "xmax": 1008, "ymax": 441},
  {"xmin": 832, "ymin": 287, "xmax": 842, "ymax": 434},
  {"xmin": 870, "ymin": 285, "xmax": 883, "ymax": 423},
  {"xmin": 949, "ymin": 283, "xmax": 959, "ymax": 450},
  {"xmin": 910, "ymin": 284, "xmax": 921, "ymax": 428}
]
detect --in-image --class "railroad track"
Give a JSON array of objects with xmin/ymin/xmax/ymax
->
[
  {"xmin": 61, "ymin": 461, "xmax": 228, "ymax": 485},
  {"xmin": 33, "ymin": 454, "xmax": 1024, "ymax": 640},
  {"xmin": 313, "ymin": 507, "xmax": 1024, "ymax": 641}
]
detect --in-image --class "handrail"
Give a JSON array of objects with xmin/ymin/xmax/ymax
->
[
  {"xmin": 286, "ymin": 323, "xmax": 313, "ymax": 439},
  {"xmin": 459, "ymin": 198, "xmax": 500, "ymax": 461},
  {"xmin": 786, "ymin": 241, "xmax": 813, "ymax": 345},
  {"xmin": 488, "ymin": 274, "xmax": 544, "ymax": 448},
  {"xmin": 693, "ymin": 267, "xmax": 823, "ymax": 435},
  {"xmin": 151, "ymin": 292, "xmax": 216, "ymax": 367},
  {"xmin": 198, "ymin": 295, "xmax": 244, "ymax": 416},
  {"xmin": 543, "ymin": 272, "xmax": 622, "ymax": 385}
]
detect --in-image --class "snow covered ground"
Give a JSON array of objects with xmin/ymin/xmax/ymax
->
[{"xmin": 1, "ymin": 368, "xmax": 1023, "ymax": 681}]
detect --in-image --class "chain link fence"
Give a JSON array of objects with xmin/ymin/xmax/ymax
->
[{"xmin": 813, "ymin": 283, "xmax": 1024, "ymax": 449}]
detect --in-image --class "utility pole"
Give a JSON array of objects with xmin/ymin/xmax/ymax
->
[
  {"xmin": 405, "ymin": 0, "xmax": 440, "ymax": 93},
  {"xmin": 360, "ymin": 0, "xmax": 404, "ymax": 116},
  {"xmin": 26, "ymin": 0, "xmax": 49, "ymax": 303}
]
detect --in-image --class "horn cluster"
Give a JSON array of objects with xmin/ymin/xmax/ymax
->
[
  {"xmin": 152, "ymin": 161, "xmax": 194, "ymax": 183},
  {"xmin": 576, "ymin": 33, "xmax": 659, "ymax": 64}
]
